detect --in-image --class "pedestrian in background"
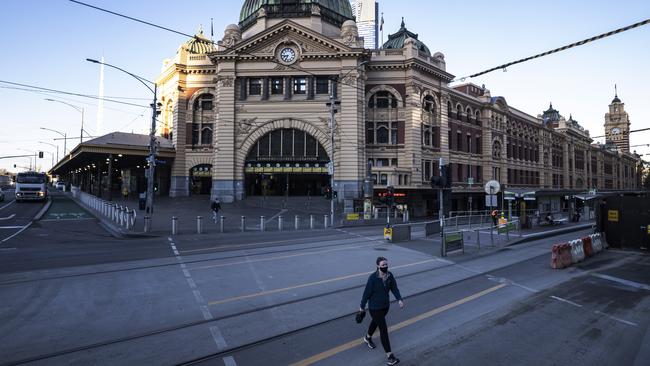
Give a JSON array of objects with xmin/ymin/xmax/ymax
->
[
  {"xmin": 211, "ymin": 197, "xmax": 221, "ymax": 223},
  {"xmin": 491, "ymin": 209, "xmax": 498, "ymax": 226},
  {"xmin": 359, "ymin": 256, "xmax": 404, "ymax": 366}
]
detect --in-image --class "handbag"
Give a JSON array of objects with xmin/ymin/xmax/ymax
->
[{"xmin": 355, "ymin": 310, "xmax": 366, "ymax": 324}]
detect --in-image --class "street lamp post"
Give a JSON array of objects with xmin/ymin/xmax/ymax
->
[
  {"xmin": 40, "ymin": 127, "xmax": 67, "ymax": 157},
  {"xmin": 39, "ymin": 141, "xmax": 59, "ymax": 164},
  {"xmin": 45, "ymin": 99, "xmax": 85, "ymax": 144},
  {"xmin": 87, "ymin": 58, "xmax": 158, "ymax": 219}
]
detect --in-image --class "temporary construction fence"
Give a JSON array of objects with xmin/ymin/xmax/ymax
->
[
  {"xmin": 73, "ymin": 187, "xmax": 137, "ymax": 230},
  {"xmin": 551, "ymin": 233, "xmax": 607, "ymax": 269}
]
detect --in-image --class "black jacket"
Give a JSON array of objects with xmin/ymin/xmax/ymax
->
[{"xmin": 360, "ymin": 271, "xmax": 402, "ymax": 310}]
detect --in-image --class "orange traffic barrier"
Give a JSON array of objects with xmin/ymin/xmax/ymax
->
[
  {"xmin": 551, "ymin": 243, "xmax": 563, "ymax": 269},
  {"xmin": 581, "ymin": 236, "xmax": 593, "ymax": 257},
  {"xmin": 560, "ymin": 243, "xmax": 573, "ymax": 268}
]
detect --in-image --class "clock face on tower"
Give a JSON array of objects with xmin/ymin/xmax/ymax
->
[
  {"xmin": 280, "ymin": 47, "xmax": 296, "ymax": 63},
  {"xmin": 611, "ymin": 127, "xmax": 621, "ymax": 135}
]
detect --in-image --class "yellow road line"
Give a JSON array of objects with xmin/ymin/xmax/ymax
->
[
  {"xmin": 289, "ymin": 283, "xmax": 507, "ymax": 366},
  {"xmin": 207, "ymin": 259, "xmax": 439, "ymax": 306},
  {"xmin": 191, "ymin": 243, "xmax": 377, "ymax": 271}
]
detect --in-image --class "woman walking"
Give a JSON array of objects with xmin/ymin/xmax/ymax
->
[{"xmin": 359, "ymin": 256, "xmax": 404, "ymax": 365}]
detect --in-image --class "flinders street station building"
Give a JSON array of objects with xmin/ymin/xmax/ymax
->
[{"xmin": 52, "ymin": 0, "xmax": 644, "ymax": 217}]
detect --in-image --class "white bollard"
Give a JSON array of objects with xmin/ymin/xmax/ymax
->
[
  {"xmin": 220, "ymin": 216, "xmax": 225, "ymax": 233},
  {"xmin": 172, "ymin": 216, "xmax": 178, "ymax": 235},
  {"xmin": 241, "ymin": 216, "xmax": 246, "ymax": 232},
  {"xmin": 324, "ymin": 214, "xmax": 329, "ymax": 228},
  {"xmin": 260, "ymin": 216, "xmax": 265, "ymax": 232},
  {"xmin": 310, "ymin": 214, "xmax": 314, "ymax": 229},
  {"xmin": 295, "ymin": 215, "xmax": 299, "ymax": 230},
  {"xmin": 196, "ymin": 216, "xmax": 203, "ymax": 234},
  {"xmin": 278, "ymin": 215, "xmax": 283, "ymax": 231},
  {"xmin": 144, "ymin": 216, "xmax": 151, "ymax": 233}
]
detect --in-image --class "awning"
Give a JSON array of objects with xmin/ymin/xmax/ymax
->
[
  {"xmin": 575, "ymin": 194, "xmax": 602, "ymax": 201},
  {"xmin": 504, "ymin": 189, "xmax": 537, "ymax": 201}
]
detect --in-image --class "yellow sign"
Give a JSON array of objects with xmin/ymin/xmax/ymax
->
[
  {"xmin": 607, "ymin": 210, "xmax": 619, "ymax": 222},
  {"xmin": 498, "ymin": 218, "xmax": 507, "ymax": 226},
  {"xmin": 346, "ymin": 213, "xmax": 360, "ymax": 220},
  {"xmin": 647, "ymin": 225, "xmax": 650, "ymax": 235},
  {"xmin": 384, "ymin": 227, "xmax": 392, "ymax": 240}
]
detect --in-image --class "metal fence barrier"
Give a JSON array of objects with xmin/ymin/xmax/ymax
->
[{"xmin": 73, "ymin": 187, "xmax": 137, "ymax": 231}]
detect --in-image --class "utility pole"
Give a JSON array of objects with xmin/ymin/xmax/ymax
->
[
  {"xmin": 326, "ymin": 93, "xmax": 339, "ymax": 226},
  {"xmin": 439, "ymin": 158, "xmax": 444, "ymax": 237},
  {"xmin": 145, "ymin": 84, "xmax": 158, "ymax": 215}
]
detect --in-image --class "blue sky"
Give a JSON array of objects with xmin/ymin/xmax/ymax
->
[{"xmin": 1, "ymin": 0, "xmax": 649, "ymax": 172}]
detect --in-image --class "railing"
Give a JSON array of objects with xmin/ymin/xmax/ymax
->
[{"xmin": 72, "ymin": 186, "xmax": 136, "ymax": 230}]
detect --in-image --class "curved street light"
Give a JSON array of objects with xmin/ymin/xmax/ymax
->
[
  {"xmin": 40, "ymin": 127, "xmax": 67, "ymax": 156},
  {"xmin": 39, "ymin": 141, "xmax": 59, "ymax": 164},
  {"xmin": 45, "ymin": 98, "xmax": 86, "ymax": 144},
  {"xmin": 86, "ymin": 58, "xmax": 158, "ymax": 221}
]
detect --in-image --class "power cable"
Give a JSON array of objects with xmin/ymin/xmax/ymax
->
[
  {"xmin": 455, "ymin": 18, "xmax": 650, "ymax": 81},
  {"xmin": 0, "ymin": 80, "xmax": 149, "ymax": 108}
]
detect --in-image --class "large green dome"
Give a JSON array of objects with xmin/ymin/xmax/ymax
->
[{"xmin": 239, "ymin": 0, "xmax": 354, "ymax": 30}]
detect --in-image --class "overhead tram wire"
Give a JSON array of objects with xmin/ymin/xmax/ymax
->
[
  {"xmin": 453, "ymin": 18, "xmax": 650, "ymax": 82},
  {"xmin": 0, "ymin": 80, "xmax": 148, "ymax": 108}
]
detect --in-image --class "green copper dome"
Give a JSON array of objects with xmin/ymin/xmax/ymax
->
[
  {"xmin": 382, "ymin": 18, "xmax": 431, "ymax": 56},
  {"xmin": 183, "ymin": 27, "xmax": 216, "ymax": 54},
  {"xmin": 239, "ymin": 0, "xmax": 354, "ymax": 30}
]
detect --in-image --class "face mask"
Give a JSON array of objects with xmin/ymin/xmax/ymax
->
[{"xmin": 379, "ymin": 266, "xmax": 388, "ymax": 273}]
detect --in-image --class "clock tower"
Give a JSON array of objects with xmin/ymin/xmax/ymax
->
[{"xmin": 604, "ymin": 87, "xmax": 630, "ymax": 152}]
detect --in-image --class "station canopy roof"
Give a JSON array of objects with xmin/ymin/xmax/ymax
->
[{"xmin": 50, "ymin": 132, "xmax": 175, "ymax": 176}]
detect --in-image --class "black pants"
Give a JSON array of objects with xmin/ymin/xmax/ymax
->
[{"xmin": 367, "ymin": 307, "xmax": 391, "ymax": 353}]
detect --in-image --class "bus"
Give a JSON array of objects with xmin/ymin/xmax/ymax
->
[{"xmin": 15, "ymin": 172, "xmax": 48, "ymax": 202}]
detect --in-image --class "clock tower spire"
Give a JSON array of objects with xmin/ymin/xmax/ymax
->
[{"xmin": 604, "ymin": 86, "xmax": 630, "ymax": 152}]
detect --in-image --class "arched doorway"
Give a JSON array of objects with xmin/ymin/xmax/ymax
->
[
  {"xmin": 190, "ymin": 164, "xmax": 212, "ymax": 195},
  {"xmin": 244, "ymin": 128, "xmax": 330, "ymax": 196}
]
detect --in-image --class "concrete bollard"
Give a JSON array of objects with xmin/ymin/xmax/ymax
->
[
  {"xmin": 196, "ymin": 216, "xmax": 203, "ymax": 234},
  {"xmin": 220, "ymin": 216, "xmax": 225, "ymax": 233},
  {"xmin": 324, "ymin": 214, "xmax": 329, "ymax": 228},
  {"xmin": 172, "ymin": 216, "xmax": 178, "ymax": 235},
  {"xmin": 295, "ymin": 215, "xmax": 299, "ymax": 230},
  {"xmin": 241, "ymin": 216, "xmax": 246, "ymax": 232},
  {"xmin": 310, "ymin": 214, "xmax": 314, "ymax": 229},
  {"xmin": 144, "ymin": 216, "xmax": 151, "ymax": 233},
  {"xmin": 278, "ymin": 215, "xmax": 283, "ymax": 231},
  {"xmin": 260, "ymin": 216, "xmax": 265, "ymax": 232}
]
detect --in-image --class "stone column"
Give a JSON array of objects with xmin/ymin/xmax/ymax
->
[
  {"xmin": 170, "ymin": 90, "xmax": 190, "ymax": 197},
  {"xmin": 212, "ymin": 67, "xmax": 238, "ymax": 202}
]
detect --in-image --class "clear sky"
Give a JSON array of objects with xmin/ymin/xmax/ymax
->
[{"xmin": 1, "ymin": 0, "xmax": 649, "ymax": 173}]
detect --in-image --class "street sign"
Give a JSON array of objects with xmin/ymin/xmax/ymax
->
[
  {"xmin": 485, "ymin": 194, "xmax": 497, "ymax": 207},
  {"xmin": 608, "ymin": 210, "xmax": 619, "ymax": 222},
  {"xmin": 484, "ymin": 180, "xmax": 500, "ymax": 194},
  {"xmin": 468, "ymin": 177, "xmax": 474, "ymax": 185},
  {"xmin": 327, "ymin": 161, "xmax": 333, "ymax": 175}
]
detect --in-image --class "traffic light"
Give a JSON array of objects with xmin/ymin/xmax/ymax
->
[
  {"xmin": 38, "ymin": 151, "xmax": 44, "ymax": 158},
  {"xmin": 430, "ymin": 175, "xmax": 442, "ymax": 188},
  {"xmin": 324, "ymin": 187, "xmax": 332, "ymax": 200},
  {"xmin": 440, "ymin": 165, "xmax": 452, "ymax": 188},
  {"xmin": 332, "ymin": 190, "xmax": 338, "ymax": 199}
]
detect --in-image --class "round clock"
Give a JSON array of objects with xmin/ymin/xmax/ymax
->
[
  {"xmin": 280, "ymin": 47, "xmax": 296, "ymax": 63},
  {"xmin": 611, "ymin": 127, "xmax": 621, "ymax": 135}
]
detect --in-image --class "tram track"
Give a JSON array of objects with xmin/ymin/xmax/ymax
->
[
  {"xmin": 0, "ymin": 232, "xmax": 384, "ymax": 286},
  {"xmin": 0, "ymin": 231, "xmax": 578, "ymax": 366}
]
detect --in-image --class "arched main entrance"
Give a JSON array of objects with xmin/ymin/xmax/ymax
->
[
  {"xmin": 244, "ymin": 128, "xmax": 330, "ymax": 196},
  {"xmin": 190, "ymin": 164, "xmax": 212, "ymax": 195}
]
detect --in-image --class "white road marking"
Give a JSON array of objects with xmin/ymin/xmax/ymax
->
[
  {"xmin": 550, "ymin": 295, "xmax": 583, "ymax": 308},
  {"xmin": 193, "ymin": 290, "xmax": 205, "ymax": 303},
  {"xmin": 210, "ymin": 325, "xmax": 228, "ymax": 349},
  {"xmin": 595, "ymin": 310, "xmax": 638, "ymax": 326},
  {"xmin": 591, "ymin": 273, "xmax": 650, "ymax": 291},
  {"xmin": 223, "ymin": 356, "xmax": 238, "ymax": 366},
  {"xmin": 0, "ymin": 247, "xmax": 17, "ymax": 251},
  {"xmin": 0, "ymin": 214, "xmax": 16, "ymax": 221},
  {"xmin": 173, "ymin": 249, "xmax": 180, "ymax": 256},
  {"xmin": 200, "ymin": 306, "xmax": 213, "ymax": 320},
  {"xmin": 180, "ymin": 263, "xmax": 187, "ymax": 269},
  {"xmin": 186, "ymin": 278, "xmax": 197, "ymax": 289},
  {"xmin": 182, "ymin": 269, "xmax": 191, "ymax": 278},
  {"xmin": 0, "ymin": 201, "xmax": 15, "ymax": 211},
  {"xmin": 1, "ymin": 222, "xmax": 32, "ymax": 243}
]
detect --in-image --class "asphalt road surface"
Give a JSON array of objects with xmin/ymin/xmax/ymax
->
[{"xmin": 0, "ymin": 194, "xmax": 647, "ymax": 366}]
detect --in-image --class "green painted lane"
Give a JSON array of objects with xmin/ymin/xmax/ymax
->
[{"xmin": 43, "ymin": 194, "xmax": 93, "ymax": 221}]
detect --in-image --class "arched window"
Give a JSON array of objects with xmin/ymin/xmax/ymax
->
[
  {"xmin": 191, "ymin": 94, "xmax": 214, "ymax": 146},
  {"xmin": 447, "ymin": 101, "xmax": 453, "ymax": 118},
  {"xmin": 475, "ymin": 110, "xmax": 481, "ymax": 126},
  {"xmin": 492, "ymin": 140, "xmax": 502, "ymax": 159},
  {"xmin": 465, "ymin": 107, "xmax": 472, "ymax": 123},
  {"xmin": 422, "ymin": 95, "xmax": 436, "ymax": 147},
  {"xmin": 456, "ymin": 104, "xmax": 463, "ymax": 121},
  {"xmin": 366, "ymin": 90, "xmax": 401, "ymax": 146}
]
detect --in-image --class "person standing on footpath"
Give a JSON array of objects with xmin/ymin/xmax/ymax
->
[
  {"xmin": 211, "ymin": 197, "xmax": 221, "ymax": 223},
  {"xmin": 359, "ymin": 256, "xmax": 404, "ymax": 365}
]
